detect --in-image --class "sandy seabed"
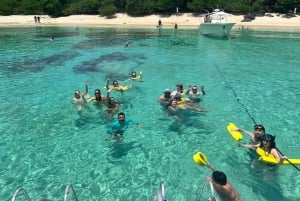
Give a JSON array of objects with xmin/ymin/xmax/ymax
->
[{"xmin": 0, "ymin": 13, "xmax": 300, "ymax": 30}]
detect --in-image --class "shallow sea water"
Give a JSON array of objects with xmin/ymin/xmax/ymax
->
[{"xmin": 0, "ymin": 26, "xmax": 300, "ymax": 201}]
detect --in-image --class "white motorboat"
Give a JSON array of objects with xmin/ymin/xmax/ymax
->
[{"xmin": 199, "ymin": 9, "xmax": 235, "ymax": 38}]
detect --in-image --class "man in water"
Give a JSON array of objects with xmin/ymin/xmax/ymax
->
[
  {"xmin": 72, "ymin": 81, "xmax": 88, "ymax": 112},
  {"xmin": 206, "ymin": 164, "xmax": 241, "ymax": 201},
  {"xmin": 107, "ymin": 112, "xmax": 142, "ymax": 143},
  {"xmin": 235, "ymin": 124, "xmax": 265, "ymax": 144}
]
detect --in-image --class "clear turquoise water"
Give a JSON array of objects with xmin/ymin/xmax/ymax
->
[{"xmin": 0, "ymin": 26, "xmax": 300, "ymax": 201}]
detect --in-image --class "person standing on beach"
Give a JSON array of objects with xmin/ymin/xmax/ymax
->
[{"xmin": 157, "ymin": 19, "xmax": 162, "ymax": 27}]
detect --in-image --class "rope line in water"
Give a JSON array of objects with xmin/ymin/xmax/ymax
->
[
  {"xmin": 214, "ymin": 64, "xmax": 257, "ymax": 125},
  {"xmin": 215, "ymin": 64, "xmax": 300, "ymax": 171}
]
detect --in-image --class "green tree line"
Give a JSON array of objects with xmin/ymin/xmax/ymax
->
[{"xmin": 0, "ymin": 0, "xmax": 299, "ymax": 17}]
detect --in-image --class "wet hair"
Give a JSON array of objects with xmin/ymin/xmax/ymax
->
[
  {"xmin": 118, "ymin": 112, "xmax": 125, "ymax": 118},
  {"xmin": 176, "ymin": 83, "xmax": 183, "ymax": 92},
  {"xmin": 113, "ymin": 80, "xmax": 118, "ymax": 85},
  {"xmin": 261, "ymin": 134, "xmax": 276, "ymax": 150},
  {"xmin": 165, "ymin": 99, "xmax": 176, "ymax": 109},
  {"xmin": 174, "ymin": 94, "xmax": 181, "ymax": 100},
  {"xmin": 94, "ymin": 89, "xmax": 101, "ymax": 94},
  {"xmin": 212, "ymin": 171, "xmax": 227, "ymax": 186},
  {"xmin": 262, "ymin": 134, "xmax": 275, "ymax": 142}
]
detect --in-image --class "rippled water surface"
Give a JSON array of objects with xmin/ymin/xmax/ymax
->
[{"xmin": 0, "ymin": 26, "xmax": 300, "ymax": 201}]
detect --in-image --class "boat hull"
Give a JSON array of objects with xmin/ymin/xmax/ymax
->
[{"xmin": 199, "ymin": 23, "xmax": 235, "ymax": 37}]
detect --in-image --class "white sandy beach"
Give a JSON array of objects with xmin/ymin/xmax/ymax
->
[{"xmin": 0, "ymin": 13, "xmax": 300, "ymax": 30}]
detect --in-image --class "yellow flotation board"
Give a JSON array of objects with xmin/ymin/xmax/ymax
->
[
  {"xmin": 256, "ymin": 147, "xmax": 300, "ymax": 165},
  {"xmin": 226, "ymin": 122, "xmax": 243, "ymax": 141},
  {"xmin": 104, "ymin": 86, "xmax": 129, "ymax": 91},
  {"xmin": 193, "ymin": 152, "xmax": 207, "ymax": 166},
  {"xmin": 131, "ymin": 75, "xmax": 142, "ymax": 81}
]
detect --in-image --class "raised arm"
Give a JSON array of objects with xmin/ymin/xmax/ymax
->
[
  {"xmin": 106, "ymin": 79, "xmax": 110, "ymax": 90},
  {"xmin": 235, "ymin": 127, "xmax": 254, "ymax": 139},
  {"xmin": 206, "ymin": 163, "xmax": 216, "ymax": 172},
  {"xmin": 82, "ymin": 81, "xmax": 89, "ymax": 96}
]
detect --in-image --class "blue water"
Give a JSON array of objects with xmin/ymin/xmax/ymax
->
[{"xmin": 0, "ymin": 26, "xmax": 300, "ymax": 201}]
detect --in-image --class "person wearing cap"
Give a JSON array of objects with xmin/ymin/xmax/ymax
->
[
  {"xmin": 158, "ymin": 89, "xmax": 172, "ymax": 106},
  {"xmin": 234, "ymin": 124, "xmax": 265, "ymax": 144}
]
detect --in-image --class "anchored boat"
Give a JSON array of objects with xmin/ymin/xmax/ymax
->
[{"xmin": 199, "ymin": 9, "xmax": 235, "ymax": 38}]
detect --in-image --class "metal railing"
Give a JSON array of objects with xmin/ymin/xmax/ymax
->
[
  {"xmin": 11, "ymin": 184, "xmax": 79, "ymax": 201},
  {"xmin": 64, "ymin": 184, "xmax": 79, "ymax": 201},
  {"xmin": 12, "ymin": 188, "xmax": 32, "ymax": 201}
]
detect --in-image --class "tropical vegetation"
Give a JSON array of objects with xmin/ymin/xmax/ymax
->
[{"xmin": 0, "ymin": 0, "xmax": 299, "ymax": 17}]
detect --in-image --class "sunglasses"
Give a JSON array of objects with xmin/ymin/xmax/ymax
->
[{"xmin": 254, "ymin": 125, "xmax": 264, "ymax": 130}]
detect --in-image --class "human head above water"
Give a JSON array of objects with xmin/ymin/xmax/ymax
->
[
  {"xmin": 118, "ymin": 112, "xmax": 126, "ymax": 120},
  {"xmin": 262, "ymin": 134, "xmax": 276, "ymax": 149},
  {"xmin": 118, "ymin": 112, "xmax": 125, "ymax": 116},
  {"xmin": 131, "ymin": 71, "xmax": 137, "ymax": 77},
  {"xmin": 174, "ymin": 93, "xmax": 182, "ymax": 100},
  {"xmin": 164, "ymin": 89, "xmax": 171, "ymax": 96},
  {"xmin": 113, "ymin": 80, "xmax": 119, "ymax": 86},
  {"xmin": 262, "ymin": 134, "xmax": 275, "ymax": 142},
  {"xmin": 94, "ymin": 89, "xmax": 101, "ymax": 95},
  {"xmin": 212, "ymin": 171, "xmax": 227, "ymax": 186},
  {"xmin": 254, "ymin": 124, "xmax": 265, "ymax": 132}
]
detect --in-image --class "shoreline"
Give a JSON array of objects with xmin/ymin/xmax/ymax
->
[{"xmin": 0, "ymin": 13, "xmax": 300, "ymax": 30}]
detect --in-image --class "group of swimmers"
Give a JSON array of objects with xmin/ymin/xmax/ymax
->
[
  {"xmin": 197, "ymin": 124, "xmax": 289, "ymax": 201},
  {"xmin": 71, "ymin": 71, "xmax": 143, "ymax": 118},
  {"xmin": 72, "ymin": 73, "xmax": 292, "ymax": 201},
  {"xmin": 235, "ymin": 124, "xmax": 288, "ymax": 164},
  {"xmin": 158, "ymin": 83, "xmax": 207, "ymax": 120}
]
